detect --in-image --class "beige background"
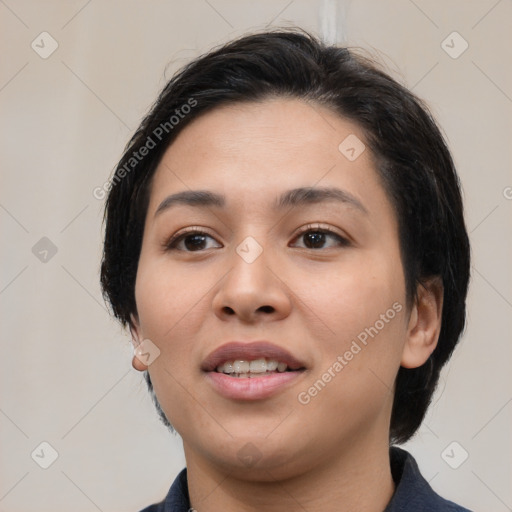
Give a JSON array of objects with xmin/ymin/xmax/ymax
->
[{"xmin": 1, "ymin": 1, "xmax": 511, "ymax": 511}]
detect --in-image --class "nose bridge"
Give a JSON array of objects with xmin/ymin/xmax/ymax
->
[
  {"xmin": 227, "ymin": 212, "xmax": 273, "ymax": 270},
  {"xmin": 235, "ymin": 234, "xmax": 266, "ymax": 266},
  {"xmin": 228, "ymin": 232, "xmax": 273, "ymax": 290},
  {"xmin": 212, "ymin": 230, "xmax": 290, "ymax": 321}
]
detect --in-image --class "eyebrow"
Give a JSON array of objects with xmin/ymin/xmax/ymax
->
[{"xmin": 154, "ymin": 186, "xmax": 368, "ymax": 217}]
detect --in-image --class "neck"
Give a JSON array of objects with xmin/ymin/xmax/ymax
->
[{"xmin": 184, "ymin": 435, "xmax": 395, "ymax": 512}]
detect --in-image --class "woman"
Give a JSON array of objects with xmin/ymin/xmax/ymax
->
[{"xmin": 100, "ymin": 29, "xmax": 472, "ymax": 511}]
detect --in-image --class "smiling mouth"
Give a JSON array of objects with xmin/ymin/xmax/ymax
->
[
  {"xmin": 203, "ymin": 342, "xmax": 307, "ymax": 400},
  {"xmin": 215, "ymin": 358, "xmax": 305, "ymax": 378}
]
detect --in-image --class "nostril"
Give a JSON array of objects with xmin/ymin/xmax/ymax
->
[{"xmin": 259, "ymin": 305, "xmax": 274, "ymax": 313}]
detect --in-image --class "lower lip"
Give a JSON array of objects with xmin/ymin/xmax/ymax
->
[{"xmin": 205, "ymin": 371, "xmax": 304, "ymax": 400}]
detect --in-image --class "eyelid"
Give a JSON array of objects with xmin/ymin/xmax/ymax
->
[
  {"xmin": 291, "ymin": 223, "xmax": 351, "ymax": 246},
  {"xmin": 293, "ymin": 222, "xmax": 344, "ymax": 238},
  {"xmin": 164, "ymin": 226, "xmax": 218, "ymax": 249}
]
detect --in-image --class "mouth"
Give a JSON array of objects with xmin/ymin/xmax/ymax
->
[
  {"xmin": 202, "ymin": 341, "xmax": 307, "ymax": 400},
  {"xmin": 202, "ymin": 340, "xmax": 306, "ymax": 374},
  {"xmin": 214, "ymin": 357, "xmax": 302, "ymax": 378}
]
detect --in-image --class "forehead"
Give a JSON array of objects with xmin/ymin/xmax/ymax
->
[
  {"xmin": 160, "ymin": 97, "xmax": 367, "ymax": 164},
  {"xmin": 147, "ymin": 98, "xmax": 389, "ymax": 219}
]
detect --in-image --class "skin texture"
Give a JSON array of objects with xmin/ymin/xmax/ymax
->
[{"xmin": 130, "ymin": 98, "xmax": 443, "ymax": 512}]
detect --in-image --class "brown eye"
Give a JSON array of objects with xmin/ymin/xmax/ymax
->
[
  {"xmin": 165, "ymin": 229, "xmax": 221, "ymax": 252},
  {"xmin": 291, "ymin": 226, "xmax": 350, "ymax": 250}
]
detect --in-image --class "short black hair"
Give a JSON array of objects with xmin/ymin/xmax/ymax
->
[{"xmin": 100, "ymin": 28, "xmax": 471, "ymax": 444}]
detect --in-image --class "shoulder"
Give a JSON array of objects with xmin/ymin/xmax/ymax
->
[{"xmin": 386, "ymin": 447, "xmax": 473, "ymax": 512}]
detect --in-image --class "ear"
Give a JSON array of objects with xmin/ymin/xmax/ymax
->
[
  {"xmin": 129, "ymin": 313, "xmax": 148, "ymax": 372},
  {"xmin": 401, "ymin": 276, "xmax": 444, "ymax": 369}
]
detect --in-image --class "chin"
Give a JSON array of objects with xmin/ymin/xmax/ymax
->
[{"xmin": 213, "ymin": 446, "xmax": 311, "ymax": 481}]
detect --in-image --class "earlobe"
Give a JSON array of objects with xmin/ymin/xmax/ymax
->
[
  {"xmin": 401, "ymin": 277, "xmax": 444, "ymax": 369},
  {"xmin": 132, "ymin": 355, "xmax": 149, "ymax": 372},
  {"xmin": 129, "ymin": 313, "xmax": 148, "ymax": 372}
]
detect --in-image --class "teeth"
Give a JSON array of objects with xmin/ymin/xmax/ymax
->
[
  {"xmin": 216, "ymin": 358, "xmax": 290, "ymax": 376},
  {"xmin": 233, "ymin": 360, "xmax": 250, "ymax": 373},
  {"xmin": 266, "ymin": 360, "xmax": 278, "ymax": 371},
  {"xmin": 249, "ymin": 359, "xmax": 266, "ymax": 373}
]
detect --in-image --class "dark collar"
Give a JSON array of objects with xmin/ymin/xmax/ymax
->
[
  {"xmin": 384, "ymin": 447, "xmax": 472, "ymax": 511},
  {"xmin": 140, "ymin": 447, "xmax": 472, "ymax": 511}
]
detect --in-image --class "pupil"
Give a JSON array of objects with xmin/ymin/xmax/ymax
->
[
  {"xmin": 185, "ymin": 235, "xmax": 206, "ymax": 251},
  {"xmin": 305, "ymin": 232, "xmax": 325, "ymax": 248}
]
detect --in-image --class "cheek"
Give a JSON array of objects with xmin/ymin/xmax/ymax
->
[
  {"xmin": 310, "ymin": 250, "xmax": 406, "ymax": 343},
  {"xmin": 133, "ymin": 256, "xmax": 210, "ymax": 413},
  {"xmin": 296, "ymin": 301, "xmax": 406, "ymax": 444},
  {"xmin": 298, "ymin": 250, "xmax": 407, "ymax": 397},
  {"xmin": 134, "ymin": 258, "xmax": 210, "ymax": 433},
  {"xmin": 134, "ymin": 254, "xmax": 206, "ymax": 340}
]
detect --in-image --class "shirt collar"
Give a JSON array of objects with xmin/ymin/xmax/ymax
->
[
  {"xmin": 142, "ymin": 447, "xmax": 471, "ymax": 511},
  {"xmin": 384, "ymin": 446, "xmax": 471, "ymax": 511}
]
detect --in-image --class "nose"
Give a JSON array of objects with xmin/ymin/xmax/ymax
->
[{"xmin": 212, "ymin": 242, "xmax": 292, "ymax": 324}]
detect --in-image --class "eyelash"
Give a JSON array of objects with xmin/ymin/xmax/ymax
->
[{"xmin": 164, "ymin": 224, "xmax": 350, "ymax": 252}]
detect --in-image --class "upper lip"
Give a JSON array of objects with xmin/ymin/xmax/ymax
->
[{"xmin": 201, "ymin": 341, "xmax": 306, "ymax": 372}]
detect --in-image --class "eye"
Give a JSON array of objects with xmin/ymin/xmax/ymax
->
[
  {"xmin": 165, "ymin": 227, "xmax": 221, "ymax": 252},
  {"xmin": 291, "ymin": 224, "xmax": 350, "ymax": 250},
  {"xmin": 164, "ymin": 224, "xmax": 350, "ymax": 253}
]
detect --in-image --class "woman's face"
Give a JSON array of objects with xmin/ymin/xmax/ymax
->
[{"xmin": 132, "ymin": 98, "xmax": 411, "ymax": 477}]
